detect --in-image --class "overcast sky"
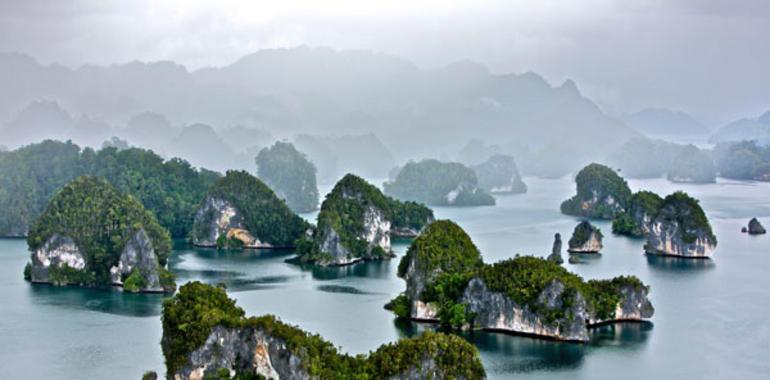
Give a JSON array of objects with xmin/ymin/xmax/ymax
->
[{"xmin": 1, "ymin": 0, "xmax": 768, "ymax": 125}]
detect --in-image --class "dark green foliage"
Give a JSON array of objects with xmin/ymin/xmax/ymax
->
[
  {"xmin": 713, "ymin": 141, "xmax": 770, "ymax": 180},
  {"xmin": 159, "ymin": 268, "xmax": 176, "ymax": 292},
  {"xmin": 568, "ymin": 221, "xmax": 602, "ymax": 248},
  {"xmin": 255, "ymin": 141, "xmax": 319, "ymax": 213},
  {"xmin": 612, "ymin": 191, "xmax": 663, "ymax": 236},
  {"xmin": 397, "ymin": 220, "xmax": 483, "ymax": 279},
  {"xmin": 27, "ymin": 176, "xmax": 173, "ymax": 287},
  {"xmin": 666, "ymin": 145, "xmax": 716, "ymax": 183},
  {"xmin": 388, "ymin": 293, "xmax": 411, "ymax": 318},
  {"xmin": 123, "ymin": 268, "xmax": 148, "ymax": 293},
  {"xmin": 204, "ymin": 171, "xmax": 310, "ymax": 247},
  {"xmin": 0, "ymin": 140, "xmax": 219, "ymax": 237},
  {"xmin": 216, "ymin": 234, "xmax": 244, "ymax": 250},
  {"xmin": 141, "ymin": 371, "xmax": 158, "ymax": 380},
  {"xmin": 582, "ymin": 276, "xmax": 647, "ymax": 321},
  {"xmin": 560, "ymin": 163, "xmax": 632, "ymax": 219},
  {"xmin": 23, "ymin": 262, "xmax": 31, "ymax": 281},
  {"xmin": 47, "ymin": 264, "xmax": 95, "ymax": 286},
  {"xmin": 384, "ymin": 159, "xmax": 495, "ymax": 206},
  {"xmin": 162, "ymin": 282, "xmax": 485, "ymax": 380},
  {"xmin": 298, "ymin": 174, "xmax": 433, "ymax": 262},
  {"xmin": 656, "ymin": 191, "xmax": 716, "ymax": 244}
]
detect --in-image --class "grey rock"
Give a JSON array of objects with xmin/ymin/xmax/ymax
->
[
  {"xmin": 644, "ymin": 220, "xmax": 716, "ymax": 257},
  {"xmin": 748, "ymin": 218, "xmax": 766, "ymax": 235},
  {"xmin": 191, "ymin": 196, "xmax": 267, "ymax": 248},
  {"xmin": 567, "ymin": 221, "xmax": 603, "ymax": 253},
  {"xmin": 110, "ymin": 228, "xmax": 164, "ymax": 292},
  {"xmin": 547, "ymin": 233, "xmax": 563, "ymax": 264}
]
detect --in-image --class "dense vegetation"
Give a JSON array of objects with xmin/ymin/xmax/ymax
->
[
  {"xmin": 162, "ymin": 282, "xmax": 485, "ymax": 379},
  {"xmin": 667, "ymin": 145, "xmax": 717, "ymax": 183},
  {"xmin": 656, "ymin": 191, "xmax": 717, "ymax": 244},
  {"xmin": 713, "ymin": 141, "xmax": 770, "ymax": 181},
  {"xmin": 27, "ymin": 176, "xmax": 173, "ymax": 288},
  {"xmin": 199, "ymin": 170, "xmax": 310, "ymax": 247},
  {"xmin": 255, "ymin": 141, "xmax": 319, "ymax": 213},
  {"xmin": 384, "ymin": 159, "xmax": 495, "ymax": 206},
  {"xmin": 471, "ymin": 154, "xmax": 527, "ymax": 194},
  {"xmin": 612, "ymin": 191, "xmax": 664, "ymax": 236},
  {"xmin": 297, "ymin": 174, "xmax": 434, "ymax": 263},
  {"xmin": 0, "ymin": 140, "xmax": 219, "ymax": 237},
  {"xmin": 560, "ymin": 163, "xmax": 632, "ymax": 219},
  {"xmin": 392, "ymin": 221, "xmax": 648, "ymax": 328},
  {"xmin": 479, "ymin": 256, "xmax": 645, "ymax": 322}
]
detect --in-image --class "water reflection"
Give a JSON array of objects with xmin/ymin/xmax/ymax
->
[
  {"xmin": 316, "ymin": 284, "xmax": 381, "ymax": 295},
  {"xmin": 646, "ymin": 254, "xmax": 716, "ymax": 272},
  {"xmin": 28, "ymin": 284, "xmax": 166, "ymax": 317},
  {"xmin": 290, "ymin": 259, "xmax": 394, "ymax": 280},
  {"xmin": 393, "ymin": 319, "xmax": 651, "ymax": 375}
]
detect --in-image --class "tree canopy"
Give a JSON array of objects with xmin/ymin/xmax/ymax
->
[{"xmin": 384, "ymin": 159, "xmax": 495, "ymax": 206}]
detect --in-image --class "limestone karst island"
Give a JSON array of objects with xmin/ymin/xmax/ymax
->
[{"xmin": 1, "ymin": 2, "xmax": 768, "ymax": 379}]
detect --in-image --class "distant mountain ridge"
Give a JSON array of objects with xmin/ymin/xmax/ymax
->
[
  {"xmin": 622, "ymin": 108, "xmax": 709, "ymax": 136},
  {"xmin": 709, "ymin": 110, "xmax": 770, "ymax": 145},
  {"xmin": 0, "ymin": 47, "xmax": 638, "ymax": 177}
]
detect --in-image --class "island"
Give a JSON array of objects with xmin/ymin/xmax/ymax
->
[
  {"xmin": 471, "ymin": 154, "xmax": 528, "ymax": 194},
  {"xmin": 644, "ymin": 192, "xmax": 718, "ymax": 258},
  {"xmin": 191, "ymin": 170, "xmax": 310, "ymax": 249},
  {"xmin": 388, "ymin": 220, "xmax": 654, "ymax": 342},
  {"xmin": 666, "ymin": 145, "xmax": 717, "ymax": 183},
  {"xmin": 255, "ymin": 141, "xmax": 320, "ymax": 213},
  {"xmin": 547, "ymin": 233, "xmax": 563, "ymax": 264},
  {"xmin": 295, "ymin": 174, "xmax": 434, "ymax": 266},
  {"xmin": 713, "ymin": 141, "xmax": 770, "ymax": 181},
  {"xmin": 24, "ymin": 176, "xmax": 175, "ymax": 293},
  {"xmin": 560, "ymin": 163, "xmax": 632, "ymax": 219},
  {"xmin": 161, "ymin": 282, "xmax": 485, "ymax": 380},
  {"xmin": 567, "ymin": 221, "xmax": 603, "ymax": 253},
  {"xmin": 384, "ymin": 159, "xmax": 495, "ymax": 206}
]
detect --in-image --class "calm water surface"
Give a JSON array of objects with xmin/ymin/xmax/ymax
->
[{"xmin": 2, "ymin": 177, "xmax": 770, "ymax": 379}]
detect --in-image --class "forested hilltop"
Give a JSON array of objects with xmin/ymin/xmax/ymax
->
[
  {"xmin": 0, "ymin": 140, "xmax": 219, "ymax": 237},
  {"xmin": 255, "ymin": 141, "xmax": 319, "ymax": 213}
]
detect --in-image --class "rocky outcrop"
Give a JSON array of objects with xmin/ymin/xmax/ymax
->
[
  {"xmin": 172, "ymin": 325, "xmax": 309, "ymax": 380},
  {"xmin": 588, "ymin": 284, "xmax": 655, "ymax": 325},
  {"xmin": 567, "ymin": 221, "xmax": 603, "ymax": 253},
  {"xmin": 560, "ymin": 163, "xmax": 632, "ymax": 219},
  {"xmin": 191, "ymin": 196, "xmax": 268, "ymax": 248},
  {"xmin": 462, "ymin": 278, "xmax": 588, "ymax": 341},
  {"xmin": 644, "ymin": 192, "xmax": 717, "ymax": 258},
  {"xmin": 29, "ymin": 234, "xmax": 86, "ymax": 284},
  {"xmin": 297, "ymin": 174, "xmax": 431, "ymax": 266},
  {"xmin": 747, "ymin": 218, "xmax": 766, "ymax": 235},
  {"xmin": 645, "ymin": 221, "xmax": 717, "ymax": 257},
  {"xmin": 547, "ymin": 233, "xmax": 563, "ymax": 264},
  {"xmin": 109, "ymin": 229, "xmax": 165, "ymax": 292}
]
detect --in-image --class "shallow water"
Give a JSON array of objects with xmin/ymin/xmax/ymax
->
[{"xmin": 1, "ymin": 177, "xmax": 769, "ymax": 379}]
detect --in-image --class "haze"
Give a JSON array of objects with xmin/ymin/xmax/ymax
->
[{"xmin": 1, "ymin": 0, "xmax": 768, "ymax": 125}]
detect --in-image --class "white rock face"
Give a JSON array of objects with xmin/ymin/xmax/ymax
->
[
  {"xmin": 110, "ymin": 228, "xmax": 164, "ymax": 292},
  {"xmin": 362, "ymin": 205, "xmax": 391, "ymax": 252},
  {"xmin": 30, "ymin": 234, "xmax": 86, "ymax": 283},
  {"xmin": 645, "ymin": 221, "xmax": 716, "ymax": 258},
  {"xmin": 192, "ymin": 196, "xmax": 270, "ymax": 248}
]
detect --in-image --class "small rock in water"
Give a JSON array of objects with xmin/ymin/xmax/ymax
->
[
  {"xmin": 568, "ymin": 255, "xmax": 581, "ymax": 264},
  {"xmin": 547, "ymin": 233, "xmax": 564, "ymax": 264},
  {"xmin": 741, "ymin": 227, "xmax": 748, "ymax": 233},
  {"xmin": 748, "ymin": 218, "xmax": 766, "ymax": 235}
]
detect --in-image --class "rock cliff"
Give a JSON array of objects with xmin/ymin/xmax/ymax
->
[
  {"xmin": 29, "ymin": 234, "xmax": 86, "ymax": 285},
  {"xmin": 568, "ymin": 221, "xmax": 603, "ymax": 253},
  {"xmin": 191, "ymin": 196, "xmax": 266, "ymax": 248},
  {"xmin": 109, "ymin": 229, "xmax": 171, "ymax": 292},
  {"xmin": 392, "ymin": 221, "xmax": 653, "ymax": 343},
  {"xmin": 164, "ymin": 282, "xmax": 485, "ymax": 380},
  {"xmin": 644, "ymin": 192, "xmax": 717, "ymax": 258}
]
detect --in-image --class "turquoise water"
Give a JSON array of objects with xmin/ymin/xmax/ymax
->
[{"xmin": 1, "ymin": 177, "xmax": 770, "ymax": 379}]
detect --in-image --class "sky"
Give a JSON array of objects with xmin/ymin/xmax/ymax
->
[{"xmin": 0, "ymin": 0, "xmax": 768, "ymax": 126}]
